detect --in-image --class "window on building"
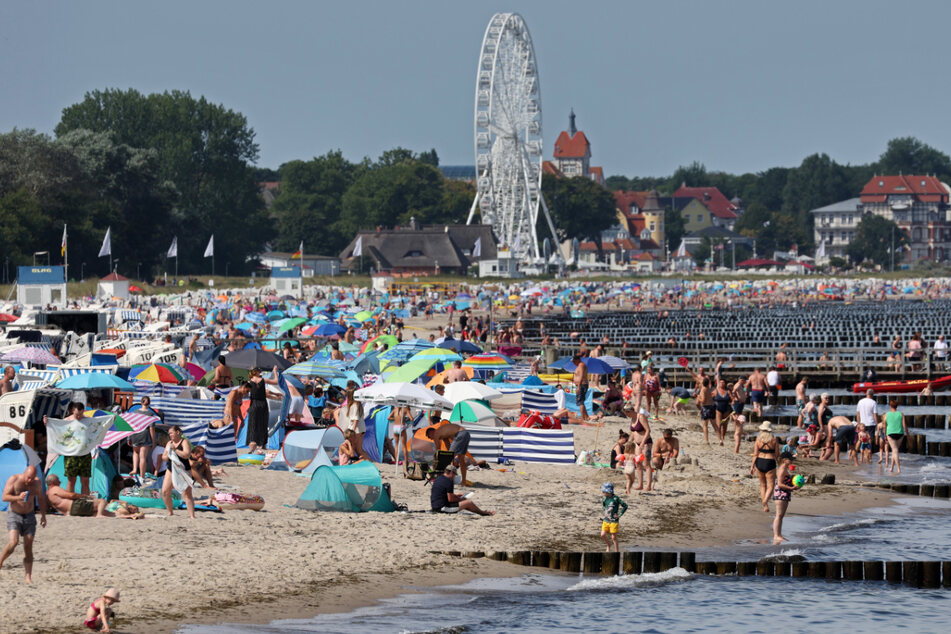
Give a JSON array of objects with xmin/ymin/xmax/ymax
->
[
  {"xmin": 649, "ymin": 223, "xmax": 655, "ymax": 231},
  {"xmin": 404, "ymin": 250, "xmax": 424, "ymax": 257},
  {"xmin": 697, "ymin": 215, "xmax": 703, "ymax": 223}
]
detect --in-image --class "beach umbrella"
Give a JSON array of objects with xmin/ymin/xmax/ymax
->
[
  {"xmin": 0, "ymin": 313, "xmax": 19, "ymax": 322},
  {"xmin": 83, "ymin": 409, "xmax": 136, "ymax": 432},
  {"xmin": 354, "ymin": 382, "xmax": 453, "ymax": 410},
  {"xmin": 443, "ymin": 382, "xmax": 503, "ymax": 404},
  {"xmin": 245, "ymin": 312, "xmax": 266, "ymax": 324},
  {"xmin": 549, "ymin": 356, "xmax": 613, "ymax": 375},
  {"xmin": 56, "ymin": 373, "xmax": 135, "ymax": 391},
  {"xmin": 285, "ymin": 358, "xmax": 346, "ymax": 379},
  {"xmin": 434, "ymin": 337, "xmax": 482, "ymax": 353},
  {"xmin": 276, "ymin": 317, "xmax": 307, "ymax": 334},
  {"xmin": 184, "ymin": 362, "xmax": 207, "ymax": 382},
  {"xmin": 353, "ymin": 310, "xmax": 374, "ymax": 322},
  {"xmin": 346, "ymin": 350, "xmax": 381, "ymax": 375},
  {"xmin": 128, "ymin": 285, "xmax": 143, "ymax": 293},
  {"xmin": 223, "ymin": 348, "xmax": 291, "ymax": 371},
  {"xmin": 384, "ymin": 359, "xmax": 439, "ymax": 383},
  {"xmin": 597, "ymin": 355, "xmax": 631, "ymax": 371},
  {"xmin": 426, "ymin": 365, "xmax": 474, "ymax": 387},
  {"xmin": 1, "ymin": 347, "xmax": 60, "ymax": 366},
  {"xmin": 234, "ymin": 322, "xmax": 255, "ymax": 332},
  {"xmin": 379, "ymin": 339, "xmax": 435, "ymax": 362},
  {"xmin": 410, "ymin": 348, "xmax": 463, "ymax": 363},
  {"xmin": 448, "ymin": 400, "xmax": 498, "ymax": 425},
  {"xmin": 128, "ymin": 363, "xmax": 187, "ymax": 384},
  {"xmin": 266, "ymin": 310, "xmax": 286, "ymax": 321},
  {"xmin": 360, "ymin": 334, "xmax": 399, "ymax": 354},
  {"xmin": 463, "ymin": 353, "xmax": 513, "ymax": 371},
  {"xmin": 313, "ymin": 323, "xmax": 347, "ymax": 338}
]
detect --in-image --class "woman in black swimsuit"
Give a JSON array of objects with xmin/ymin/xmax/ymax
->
[
  {"xmin": 161, "ymin": 425, "xmax": 196, "ymax": 518},
  {"xmin": 626, "ymin": 406, "xmax": 653, "ymax": 492},
  {"xmin": 750, "ymin": 421, "xmax": 778, "ymax": 513},
  {"xmin": 712, "ymin": 379, "xmax": 732, "ymax": 446}
]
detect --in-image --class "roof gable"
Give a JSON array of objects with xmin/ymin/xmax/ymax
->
[
  {"xmin": 860, "ymin": 175, "xmax": 949, "ymax": 204},
  {"xmin": 553, "ymin": 131, "xmax": 591, "ymax": 158},
  {"xmin": 673, "ymin": 186, "xmax": 738, "ymax": 219}
]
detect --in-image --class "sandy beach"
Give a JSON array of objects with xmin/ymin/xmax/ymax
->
[{"xmin": 0, "ymin": 406, "xmax": 901, "ymax": 633}]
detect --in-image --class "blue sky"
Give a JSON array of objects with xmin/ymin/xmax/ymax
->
[{"xmin": 2, "ymin": 0, "xmax": 949, "ymax": 177}]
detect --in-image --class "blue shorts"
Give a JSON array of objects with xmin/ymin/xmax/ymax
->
[
  {"xmin": 576, "ymin": 384, "xmax": 588, "ymax": 406},
  {"xmin": 750, "ymin": 390, "xmax": 765, "ymax": 404}
]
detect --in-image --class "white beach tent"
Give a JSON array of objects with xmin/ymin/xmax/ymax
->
[{"xmin": 267, "ymin": 427, "xmax": 345, "ymax": 474}]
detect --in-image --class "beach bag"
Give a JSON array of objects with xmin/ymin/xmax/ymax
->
[{"xmin": 405, "ymin": 461, "xmax": 428, "ymax": 480}]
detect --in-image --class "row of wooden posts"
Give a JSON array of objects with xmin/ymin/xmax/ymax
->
[{"xmin": 441, "ymin": 550, "xmax": 951, "ymax": 589}]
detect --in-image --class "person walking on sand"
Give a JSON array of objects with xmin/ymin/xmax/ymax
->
[
  {"xmin": 772, "ymin": 451, "xmax": 797, "ymax": 545},
  {"xmin": 599, "ymin": 482, "xmax": 628, "ymax": 552},
  {"xmin": 751, "ymin": 422, "xmax": 778, "ymax": 513},
  {"xmin": 572, "ymin": 354, "xmax": 589, "ymax": 421},
  {"xmin": 0, "ymin": 465, "xmax": 47, "ymax": 583},
  {"xmin": 747, "ymin": 368, "xmax": 767, "ymax": 420}
]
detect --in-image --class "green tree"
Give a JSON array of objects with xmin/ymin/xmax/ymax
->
[
  {"xmin": 272, "ymin": 151, "xmax": 362, "ymax": 255},
  {"xmin": 440, "ymin": 179, "xmax": 475, "ymax": 224},
  {"xmin": 664, "ymin": 206, "xmax": 686, "ymax": 250},
  {"xmin": 876, "ymin": 137, "xmax": 951, "ymax": 179},
  {"xmin": 542, "ymin": 174, "xmax": 617, "ymax": 245},
  {"xmin": 0, "ymin": 189, "xmax": 44, "ymax": 265},
  {"xmin": 56, "ymin": 89, "xmax": 270, "ymax": 274},
  {"xmin": 337, "ymin": 160, "xmax": 446, "ymax": 241},
  {"xmin": 846, "ymin": 214, "xmax": 908, "ymax": 267},
  {"xmin": 665, "ymin": 161, "xmax": 708, "ymax": 193}
]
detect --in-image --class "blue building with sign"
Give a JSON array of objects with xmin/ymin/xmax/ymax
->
[
  {"xmin": 17, "ymin": 266, "xmax": 67, "ymax": 307},
  {"xmin": 269, "ymin": 266, "xmax": 302, "ymax": 296}
]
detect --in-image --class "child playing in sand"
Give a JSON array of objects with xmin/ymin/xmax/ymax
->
[
  {"xmin": 83, "ymin": 587, "xmax": 119, "ymax": 632},
  {"xmin": 772, "ymin": 452, "xmax": 797, "ymax": 545},
  {"xmin": 856, "ymin": 423, "xmax": 872, "ymax": 464},
  {"xmin": 599, "ymin": 482, "xmax": 628, "ymax": 552}
]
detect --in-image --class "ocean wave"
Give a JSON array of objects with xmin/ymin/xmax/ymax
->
[
  {"xmin": 567, "ymin": 566, "xmax": 693, "ymax": 592},
  {"xmin": 818, "ymin": 517, "xmax": 882, "ymax": 533}
]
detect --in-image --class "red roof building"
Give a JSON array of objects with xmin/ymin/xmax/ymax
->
[
  {"xmin": 673, "ymin": 186, "xmax": 739, "ymax": 220},
  {"xmin": 858, "ymin": 174, "xmax": 951, "ymax": 263},
  {"xmin": 100, "ymin": 272, "xmax": 130, "ymax": 281},
  {"xmin": 859, "ymin": 175, "xmax": 948, "ymax": 203},
  {"xmin": 551, "ymin": 110, "xmax": 603, "ymax": 184}
]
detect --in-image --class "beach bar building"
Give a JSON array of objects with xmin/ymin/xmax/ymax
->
[
  {"xmin": 16, "ymin": 266, "xmax": 67, "ymax": 307},
  {"xmin": 269, "ymin": 266, "xmax": 302, "ymax": 295},
  {"xmin": 96, "ymin": 272, "xmax": 130, "ymax": 300}
]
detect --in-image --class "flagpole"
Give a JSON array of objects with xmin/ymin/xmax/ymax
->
[
  {"xmin": 300, "ymin": 240, "xmax": 304, "ymax": 300},
  {"xmin": 63, "ymin": 224, "xmax": 68, "ymax": 284}
]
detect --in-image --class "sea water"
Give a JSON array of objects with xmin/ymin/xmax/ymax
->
[{"xmin": 180, "ymin": 498, "xmax": 951, "ymax": 634}]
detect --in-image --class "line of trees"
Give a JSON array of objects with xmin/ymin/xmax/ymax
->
[{"xmin": 3, "ymin": 83, "xmax": 949, "ymax": 276}]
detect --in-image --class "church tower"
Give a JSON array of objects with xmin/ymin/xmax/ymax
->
[{"xmin": 641, "ymin": 189, "xmax": 665, "ymax": 249}]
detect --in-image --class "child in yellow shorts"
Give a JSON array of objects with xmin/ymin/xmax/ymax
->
[{"xmin": 600, "ymin": 482, "xmax": 628, "ymax": 552}]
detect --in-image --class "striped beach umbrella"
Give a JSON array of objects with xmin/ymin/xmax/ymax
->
[
  {"xmin": 128, "ymin": 363, "xmax": 188, "ymax": 384},
  {"xmin": 360, "ymin": 334, "xmax": 399, "ymax": 354},
  {"xmin": 410, "ymin": 348, "xmax": 463, "ymax": 363},
  {"xmin": 379, "ymin": 339, "xmax": 435, "ymax": 362},
  {"xmin": 285, "ymin": 359, "xmax": 346, "ymax": 379},
  {"xmin": 463, "ymin": 353, "xmax": 513, "ymax": 371}
]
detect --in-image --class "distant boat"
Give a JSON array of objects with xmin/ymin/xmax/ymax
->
[{"xmin": 852, "ymin": 374, "xmax": 951, "ymax": 394}]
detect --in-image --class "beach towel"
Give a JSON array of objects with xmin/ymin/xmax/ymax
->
[
  {"xmin": 46, "ymin": 415, "xmax": 115, "ymax": 456},
  {"xmin": 167, "ymin": 450, "xmax": 195, "ymax": 494}
]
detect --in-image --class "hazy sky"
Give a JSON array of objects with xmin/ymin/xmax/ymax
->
[{"xmin": 3, "ymin": 0, "xmax": 950, "ymax": 177}]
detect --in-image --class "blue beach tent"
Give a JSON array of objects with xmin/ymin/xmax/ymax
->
[{"xmin": 295, "ymin": 462, "xmax": 394, "ymax": 513}]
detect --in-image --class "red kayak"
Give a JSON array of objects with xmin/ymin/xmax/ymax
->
[{"xmin": 852, "ymin": 374, "xmax": 951, "ymax": 394}]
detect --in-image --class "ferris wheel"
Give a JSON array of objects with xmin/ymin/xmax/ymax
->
[{"xmin": 466, "ymin": 13, "xmax": 561, "ymax": 264}]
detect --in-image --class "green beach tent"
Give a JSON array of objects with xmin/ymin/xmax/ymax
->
[{"xmin": 295, "ymin": 462, "xmax": 394, "ymax": 513}]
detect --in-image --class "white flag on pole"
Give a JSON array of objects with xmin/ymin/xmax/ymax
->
[
  {"xmin": 204, "ymin": 235, "xmax": 214, "ymax": 258},
  {"xmin": 816, "ymin": 239, "xmax": 826, "ymax": 260},
  {"xmin": 61, "ymin": 224, "xmax": 67, "ymax": 257},
  {"xmin": 674, "ymin": 239, "xmax": 688, "ymax": 258},
  {"xmin": 352, "ymin": 235, "xmax": 363, "ymax": 257},
  {"xmin": 98, "ymin": 227, "xmax": 112, "ymax": 257},
  {"xmin": 472, "ymin": 237, "xmax": 482, "ymax": 258},
  {"xmin": 167, "ymin": 236, "xmax": 178, "ymax": 258},
  {"xmin": 513, "ymin": 233, "xmax": 521, "ymax": 252}
]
